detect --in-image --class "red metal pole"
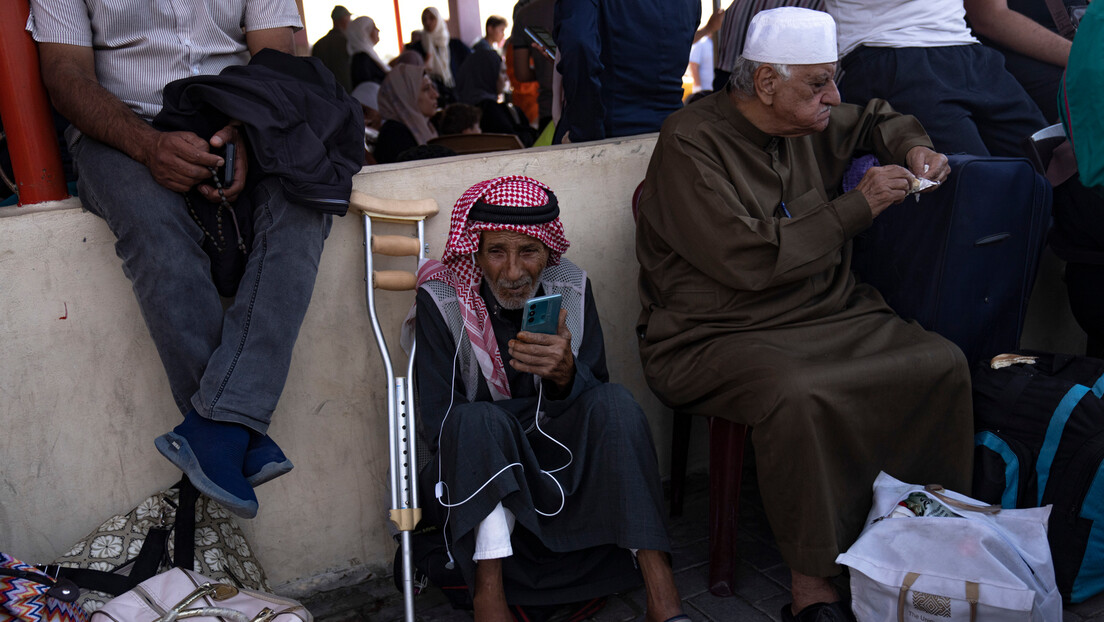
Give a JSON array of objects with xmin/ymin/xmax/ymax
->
[
  {"xmin": 0, "ymin": 0, "xmax": 68, "ymax": 205},
  {"xmin": 394, "ymin": 0, "xmax": 404, "ymax": 51}
]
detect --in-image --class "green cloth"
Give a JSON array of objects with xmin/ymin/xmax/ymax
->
[
  {"xmin": 533, "ymin": 120, "xmax": 556, "ymax": 147},
  {"xmin": 1062, "ymin": 0, "xmax": 1104, "ymax": 191}
]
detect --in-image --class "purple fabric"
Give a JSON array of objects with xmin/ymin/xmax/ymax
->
[{"xmin": 843, "ymin": 154, "xmax": 880, "ymax": 192}]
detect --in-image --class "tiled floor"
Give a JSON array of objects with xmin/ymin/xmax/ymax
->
[{"xmin": 302, "ymin": 470, "xmax": 1104, "ymax": 621}]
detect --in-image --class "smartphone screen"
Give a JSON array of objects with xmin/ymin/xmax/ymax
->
[
  {"xmin": 524, "ymin": 27, "xmax": 557, "ymax": 61},
  {"xmin": 520, "ymin": 293, "xmax": 562, "ymax": 335}
]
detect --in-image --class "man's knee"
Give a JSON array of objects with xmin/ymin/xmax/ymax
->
[
  {"xmin": 573, "ymin": 383, "xmax": 651, "ymax": 436},
  {"xmin": 444, "ymin": 401, "xmax": 520, "ymax": 440}
]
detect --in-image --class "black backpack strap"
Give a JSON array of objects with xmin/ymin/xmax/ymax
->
[{"xmin": 173, "ymin": 476, "xmax": 199, "ymax": 572}]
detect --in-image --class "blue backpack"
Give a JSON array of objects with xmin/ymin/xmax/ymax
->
[{"xmin": 972, "ymin": 352, "xmax": 1104, "ymax": 603}]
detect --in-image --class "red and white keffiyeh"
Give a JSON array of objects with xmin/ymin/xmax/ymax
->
[{"xmin": 417, "ymin": 176, "xmax": 570, "ymax": 400}]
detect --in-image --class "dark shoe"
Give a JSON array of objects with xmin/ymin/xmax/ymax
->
[
  {"xmin": 155, "ymin": 409, "xmax": 258, "ymax": 518},
  {"xmin": 243, "ymin": 433, "xmax": 294, "ymax": 487},
  {"xmin": 781, "ymin": 601, "xmax": 856, "ymax": 622}
]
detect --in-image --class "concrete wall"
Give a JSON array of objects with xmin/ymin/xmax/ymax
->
[
  {"xmin": 0, "ymin": 135, "xmax": 697, "ymax": 596},
  {"xmin": 0, "ymin": 132, "xmax": 1085, "ymax": 596}
]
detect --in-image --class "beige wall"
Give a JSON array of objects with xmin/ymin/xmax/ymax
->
[
  {"xmin": 0, "ymin": 135, "xmax": 694, "ymax": 596},
  {"xmin": 0, "ymin": 132, "xmax": 1083, "ymax": 596}
]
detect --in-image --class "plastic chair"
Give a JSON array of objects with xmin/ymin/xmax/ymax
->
[
  {"xmin": 630, "ymin": 180, "xmax": 749, "ymax": 597},
  {"xmin": 352, "ymin": 190, "xmax": 439, "ymax": 622}
]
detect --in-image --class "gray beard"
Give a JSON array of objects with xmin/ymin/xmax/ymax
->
[{"xmin": 489, "ymin": 278, "xmax": 538, "ymax": 310}]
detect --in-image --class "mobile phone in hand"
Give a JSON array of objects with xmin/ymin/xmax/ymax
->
[
  {"xmin": 520, "ymin": 293, "xmax": 562, "ymax": 335},
  {"xmin": 524, "ymin": 26, "xmax": 557, "ymax": 61},
  {"xmin": 215, "ymin": 142, "xmax": 235, "ymax": 186}
]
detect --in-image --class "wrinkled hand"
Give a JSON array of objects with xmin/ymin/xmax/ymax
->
[
  {"xmin": 197, "ymin": 123, "xmax": 248, "ymax": 203},
  {"xmin": 509, "ymin": 309, "xmax": 575, "ymax": 393},
  {"xmin": 906, "ymin": 146, "xmax": 950, "ymax": 187},
  {"xmin": 139, "ymin": 130, "xmax": 222, "ymax": 193},
  {"xmin": 856, "ymin": 165, "xmax": 914, "ymax": 217}
]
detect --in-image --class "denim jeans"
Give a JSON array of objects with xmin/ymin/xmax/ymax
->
[{"xmin": 69, "ymin": 130, "xmax": 330, "ymax": 433}]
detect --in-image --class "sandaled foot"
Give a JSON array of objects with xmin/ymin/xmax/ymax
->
[
  {"xmin": 155, "ymin": 409, "xmax": 257, "ymax": 518},
  {"xmin": 243, "ymin": 433, "xmax": 294, "ymax": 487}
]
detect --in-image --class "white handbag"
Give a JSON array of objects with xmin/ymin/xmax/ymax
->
[
  {"xmin": 90, "ymin": 568, "xmax": 310, "ymax": 622},
  {"xmin": 836, "ymin": 472, "xmax": 1062, "ymax": 622}
]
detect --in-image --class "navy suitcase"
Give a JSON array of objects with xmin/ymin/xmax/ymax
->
[{"xmin": 851, "ymin": 154, "xmax": 1053, "ymax": 366}]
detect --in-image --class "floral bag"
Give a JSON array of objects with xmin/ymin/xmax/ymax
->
[{"xmin": 45, "ymin": 478, "xmax": 269, "ymax": 615}]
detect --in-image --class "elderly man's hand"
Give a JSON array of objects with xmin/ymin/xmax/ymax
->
[
  {"xmin": 509, "ymin": 309, "xmax": 575, "ymax": 393},
  {"xmin": 906, "ymin": 146, "xmax": 950, "ymax": 186},
  {"xmin": 856, "ymin": 165, "xmax": 913, "ymax": 217}
]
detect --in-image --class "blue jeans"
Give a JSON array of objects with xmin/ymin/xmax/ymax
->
[{"xmin": 69, "ymin": 130, "xmax": 330, "ymax": 433}]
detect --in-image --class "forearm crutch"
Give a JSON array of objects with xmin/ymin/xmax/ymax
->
[{"xmin": 352, "ymin": 190, "xmax": 439, "ymax": 622}]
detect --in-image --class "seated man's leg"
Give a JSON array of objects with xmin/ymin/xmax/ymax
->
[
  {"xmin": 539, "ymin": 384, "xmax": 682, "ymax": 621},
  {"xmin": 671, "ymin": 310, "xmax": 972, "ymax": 613},
  {"xmin": 961, "ymin": 45, "xmax": 1048, "ymax": 158},
  {"xmin": 839, "ymin": 46, "xmax": 992, "ymax": 156},
  {"xmin": 69, "ymin": 131, "xmax": 222, "ymax": 415},
  {"xmin": 191, "ymin": 177, "xmax": 329, "ymax": 433}
]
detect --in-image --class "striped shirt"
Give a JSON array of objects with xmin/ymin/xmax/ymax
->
[
  {"xmin": 715, "ymin": 0, "xmax": 827, "ymax": 73},
  {"xmin": 26, "ymin": 0, "xmax": 302, "ymax": 121}
]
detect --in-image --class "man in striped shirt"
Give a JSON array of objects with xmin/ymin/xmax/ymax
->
[{"xmin": 26, "ymin": 0, "xmax": 329, "ymax": 519}]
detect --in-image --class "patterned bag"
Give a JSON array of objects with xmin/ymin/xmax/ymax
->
[
  {"xmin": 48, "ymin": 479, "xmax": 269, "ymax": 615},
  {"xmin": 0, "ymin": 552, "xmax": 89, "ymax": 622}
]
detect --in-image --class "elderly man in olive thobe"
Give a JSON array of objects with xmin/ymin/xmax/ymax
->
[{"xmin": 635, "ymin": 8, "xmax": 973, "ymax": 622}]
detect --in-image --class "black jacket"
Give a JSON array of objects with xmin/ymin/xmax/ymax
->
[{"xmin": 155, "ymin": 48, "xmax": 364, "ymax": 216}]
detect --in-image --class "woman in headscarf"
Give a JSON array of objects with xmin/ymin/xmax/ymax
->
[
  {"xmin": 405, "ymin": 7, "xmax": 471, "ymax": 104},
  {"xmin": 374, "ymin": 64, "xmax": 440, "ymax": 164},
  {"xmin": 347, "ymin": 16, "xmax": 389, "ymax": 88},
  {"xmin": 455, "ymin": 48, "xmax": 537, "ymax": 146}
]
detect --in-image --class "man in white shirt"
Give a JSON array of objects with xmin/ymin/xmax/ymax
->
[
  {"xmin": 826, "ymin": 0, "xmax": 1047, "ymax": 157},
  {"xmin": 27, "ymin": 0, "xmax": 330, "ymax": 519}
]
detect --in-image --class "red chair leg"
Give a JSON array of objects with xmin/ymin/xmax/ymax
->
[
  {"xmin": 707, "ymin": 417, "xmax": 748, "ymax": 597},
  {"xmin": 669, "ymin": 411, "xmax": 693, "ymax": 517}
]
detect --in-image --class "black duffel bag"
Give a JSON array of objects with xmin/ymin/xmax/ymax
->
[{"xmin": 972, "ymin": 351, "xmax": 1104, "ymax": 603}]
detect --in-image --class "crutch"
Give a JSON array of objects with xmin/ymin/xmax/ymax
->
[{"xmin": 352, "ymin": 190, "xmax": 439, "ymax": 622}]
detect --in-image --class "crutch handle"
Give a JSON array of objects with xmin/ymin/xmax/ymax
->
[
  {"xmin": 373, "ymin": 270, "xmax": 417, "ymax": 291},
  {"xmin": 352, "ymin": 191, "xmax": 438, "ymax": 221},
  {"xmin": 372, "ymin": 235, "xmax": 422, "ymax": 257}
]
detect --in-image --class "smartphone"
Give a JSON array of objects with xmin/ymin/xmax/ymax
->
[
  {"xmin": 520, "ymin": 293, "xmax": 562, "ymax": 335},
  {"xmin": 214, "ymin": 142, "xmax": 235, "ymax": 186},
  {"xmin": 524, "ymin": 26, "xmax": 557, "ymax": 61}
]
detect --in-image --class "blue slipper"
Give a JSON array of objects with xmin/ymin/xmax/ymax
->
[
  {"xmin": 155, "ymin": 410, "xmax": 257, "ymax": 518},
  {"xmin": 243, "ymin": 433, "xmax": 294, "ymax": 487}
]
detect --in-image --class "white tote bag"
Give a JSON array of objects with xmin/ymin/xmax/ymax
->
[
  {"xmin": 91, "ymin": 568, "xmax": 310, "ymax": 622},
  {"xmin": 836, "ymin": 472, "xmax": 1061, "ymax": 622}
]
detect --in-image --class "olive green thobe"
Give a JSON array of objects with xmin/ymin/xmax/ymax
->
[{"xmin": 635, "ymin": 92, "xmax": 973, "ymax": 576}]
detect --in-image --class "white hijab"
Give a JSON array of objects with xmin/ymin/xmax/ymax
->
[
  {"xmin": 347, "ymin": 16, "xmax": 390, "ymax": 74},
  {"xmin": 421, "ymin": 7, "xmax": 454, "ymax": 87}
]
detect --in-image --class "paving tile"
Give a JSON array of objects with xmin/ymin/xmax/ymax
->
[
  {"xmin": 302, "ymin": 473, "xmax": 1104, "ymax": 622},
  {"xmin": 670, "ymin": 537, "xmax": 711, "ymax": 571},
  {"xmin": 687, "ymin": 592, "xmax": 773, "ymax": 621}
]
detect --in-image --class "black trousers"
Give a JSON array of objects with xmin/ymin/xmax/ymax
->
[{"xmin": 839, "ymin": 44, "xmax": 1047, "ymax": 157}]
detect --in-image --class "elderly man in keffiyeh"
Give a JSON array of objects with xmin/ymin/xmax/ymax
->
[{"xmin": 409, "ymin": 176, "xmax": 687, "ymax": 622}]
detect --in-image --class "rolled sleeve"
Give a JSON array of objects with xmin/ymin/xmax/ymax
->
[
  {"xmin": 244, "ymin": 0, "xmax": 303, "ymax": 32},
  {"xmin": 27, "ymin": 0, "xmax": 93, "ymax": 46}
]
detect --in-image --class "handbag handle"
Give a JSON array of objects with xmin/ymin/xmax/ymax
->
[
  {"xmin": 924, "ymin": 485, "xmax": 1001, "ymax": 514},
  {"xmin": 897, "ymin": 572, "xmax": 979, "ymax": 622}
]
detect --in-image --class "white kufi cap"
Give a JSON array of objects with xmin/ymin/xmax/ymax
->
[{"xmin": 742, "ymin": 7, "xmax": 838, "ymax": 65}]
